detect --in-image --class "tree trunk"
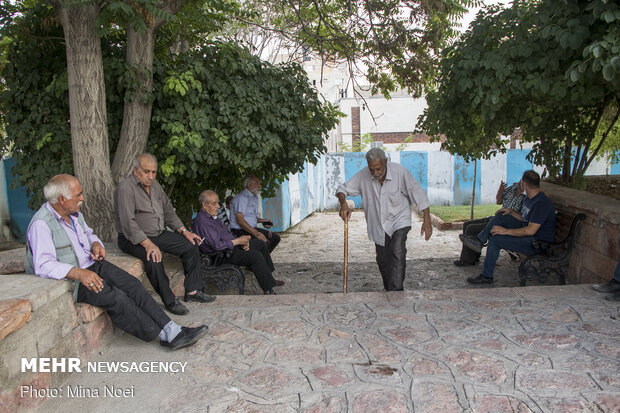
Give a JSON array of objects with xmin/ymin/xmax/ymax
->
[
  {"xmin": 55, "ymin": 1, "xmax": 116, "ymax": 241},
  {"xmin": 111, "ymin": 26, "xmax": 155, "ymax": 183},
  {"xmin": 111, "ymin": 0, "xmax": 186, "ymax": 183}
]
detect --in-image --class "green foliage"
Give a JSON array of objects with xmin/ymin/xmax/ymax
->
[
  {"xmin": 0, "ymin": 2, "xmax": 340, "ymax": 217},
  {"xmin": 0, "ymin": 2, "xmax": 76, "ymax": 206},
  {"xmin": 417, "ymin": 0, "xmax": 620, "ymax": 183},
  {"xmin": 150, "ymin": 42, "xmax": 340, "ymax": 220}
]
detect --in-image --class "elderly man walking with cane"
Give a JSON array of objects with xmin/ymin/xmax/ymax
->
[{"xmin": 336, "ymin": 148, "xmax": 433, "ymax": 291}]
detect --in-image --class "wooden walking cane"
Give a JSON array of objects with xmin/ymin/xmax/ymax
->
[{"xmin": 343, "ymin": 220, "xmax": 348, "ymax": 293}]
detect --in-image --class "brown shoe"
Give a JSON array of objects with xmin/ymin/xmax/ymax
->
[{"xmin": 274, "ymin": 279, "xmax": 285, "ymax": 286}]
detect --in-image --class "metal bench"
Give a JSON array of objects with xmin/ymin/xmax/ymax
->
[
  {"xmin": 199, "ymin": 252, "xmax": 245, "ymax": 295},
  {"xmin": 518, "ymin": 213, "xmax": 585, "ymax": 287}
]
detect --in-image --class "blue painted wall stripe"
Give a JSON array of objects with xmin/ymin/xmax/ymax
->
[
  {"xmin": 400, "ymin": 152, "xmax": 428, "ymax": 192},
  {"xmin": 344, "ymin": 152, "xmax": 367, "ymax": 208},
  {"xmin": 453, "ymin": 155, "xmax": 481, "ymax": 206}
]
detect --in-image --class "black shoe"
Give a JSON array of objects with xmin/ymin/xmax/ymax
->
[
  {"xmin": 460, "ymin": 234, "xmax": 483, "ymax": 253},
  {"xmin": 467, "ymin": 274, "xmax": 493, "ymax": 284},
  {"xmin": 264, "ymin": 289, "xmax": 277, "ymax": 295},
  {"xmin": 453, "ymin": 259, "xmax": 474, "ymax": 267},
  {"xmin": 184, "ymin": 290, "xmax": 216, "ymax": 303},
  {"xmin": 160, "ymin": 325, "xmax": 208, "ymax": 350},
  {"xmin": 593, "ymin": 279, "xmax": 620, "ymax": 293},
  {"xmin": 166, "ymin": 298, "xmax": 189, "ymax": 315},
  {"xmin": 605, "ymin": 292, "xmax": 620, "ymax": 302}
]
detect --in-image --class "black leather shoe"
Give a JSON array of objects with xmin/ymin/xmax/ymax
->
[
  {"xmin": 184, "ymin": 290, "xmax": 216, "ymax": 303},
  {"xmin": 160, "ymin": 325, "xmax": 208, "ymax": 350},
  {"xmin": 467, "ymin": 274, "xmax": 493, "ymax": 284},
  {"xmin": 460, "ymin": 234, "xmax": 483, "ymax": 253},
  {"xmin": 166, "ymin": 298, "xmax": 189, "ymax": 315},
  {"xmin": 606, "ymin": 292, "xmax": 620, "ymax": 302},
  {"xmin": 264, "ymin": 289, "xmax": 277, "ymax": 295},
  {"xmin": 453, "ymin": 259, "xmax": 473, "ymax": 267},
  {"xmin": 593, "ymin": 279, "xmax": 620, "ymax": 293}
]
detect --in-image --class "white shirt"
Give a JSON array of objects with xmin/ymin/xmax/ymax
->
[{"xmin": 336, "ymin": 162, "xmax": 430, "ymax": 246}]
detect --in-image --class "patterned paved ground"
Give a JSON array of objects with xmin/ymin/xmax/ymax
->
[
  {"xmin": 39, "ymin": 286, "xmax": 620, "ymax": 412},
  {"xmin": 37, "ymin": 212, "xmax": 620, "ymax": 412}
]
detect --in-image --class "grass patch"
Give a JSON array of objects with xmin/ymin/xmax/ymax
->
[{"xmin": 429, "ymin": 204, "xmax": 499, "ymax": 223}]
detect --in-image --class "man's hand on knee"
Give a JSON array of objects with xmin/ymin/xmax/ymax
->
[
  {"xmin": 140, "ymin": 239, "xmax": 162, "ymax": 262},
  {"xmin": 67, "ymin": 268, "xmax": 104, "ymax": 293}
]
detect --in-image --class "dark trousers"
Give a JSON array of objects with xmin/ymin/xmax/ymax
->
[
  {"xmin": 77, "ymin": 260, "xmax": 171, "ymax": 342},
  {"xmin": 118, "ymin": 231, "xmax": 203, "ymax": 307},
  {"xmin": 232, "ymin": 227, "xmax": 280, "ymax": 252},
  {"xmin": 375, "ymin": 226, "xmax": 411, "ymax": 291},
  {"xmin": 458, "ymin": 217, "xmax": 492, "ymax": 264},
  {"xmin": 223, "ymin": 238, "xmax": 276, "ymax": 291}
]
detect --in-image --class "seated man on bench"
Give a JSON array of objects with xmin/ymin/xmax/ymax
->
[
  {"xmin": 460, "ymin": 170, "xmax": 556, "ymax": 284},
  {"xmin": 454, "ymin": 179, "xmax": 525, "ymax": 266},
  {"xmin": 193, "ymin": 190, "xmax": 284, "ymax": 295},
  {"xmin": 26, "ymin": 174, "xmax": 207, "ymax": 350}
]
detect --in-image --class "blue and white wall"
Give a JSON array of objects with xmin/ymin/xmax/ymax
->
[{"xmin": 263, "ymin": 149, "xmax": 619, "ymax": 232}]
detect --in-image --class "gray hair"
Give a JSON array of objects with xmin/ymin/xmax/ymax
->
[
  {"xmin": 43, "ymin": 174, "xmax": 75, "ymax": 203},
  {"xmin": 199, "ymin": 190, "xmax": 218, "ymax": 204},
  {"xmin": 243, "ymin": 175, "xmax": 258, "ymax": 189},
  {"xmin": 133, "ymin": 153, "xmax": 157, "ymax": 170},
  {"xmin": 366, "ymin": 148, "xmax": 387, "ymax": 162}
]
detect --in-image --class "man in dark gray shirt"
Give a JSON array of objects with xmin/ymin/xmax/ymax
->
[{"xmin": 114, "ymin": 153, "xmax": 216, "ymax": 315}]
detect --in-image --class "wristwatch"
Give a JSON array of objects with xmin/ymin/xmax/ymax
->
[{"xmin": 180, "ymin": 228, "xmax": 187, "ymax": 233}]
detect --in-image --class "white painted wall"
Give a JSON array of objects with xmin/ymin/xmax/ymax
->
[{"xmin": 427, "ymin": 151, "xmax": 454, "ymax": 206}]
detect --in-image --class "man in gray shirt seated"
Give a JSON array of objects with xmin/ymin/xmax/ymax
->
[
  {"xmin": 336, "ymin": 148, "xmax": 433, "ymax": 291},
  {"xmin": 114, "ymin": 153, "xmax": 215, "ymax": 315}
]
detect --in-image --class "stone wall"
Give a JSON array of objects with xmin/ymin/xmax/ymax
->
[
  {"xmin": 542, "ymin": 180, "xmax": 620, "ymax": 284},
  {"xmin": 0, "ymin": 247, "xmax": 144, "ymax": 412}
]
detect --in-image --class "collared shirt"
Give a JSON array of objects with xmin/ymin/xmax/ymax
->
[
  {"xmin": 114, "ymin": 174, "xmax": 184, "ymax": 245},
  {"xmin": 27, "ymin": 202, "xmax": 103, "ymax": 279},
  {"xmin": 229, "ymin": 189, "xmax": 258, "ymax": 229},
  {"xmin": 192, "ymin": 209, "xmax": 236, "ymax": 255},
  {"xmin": 503, "ymin": 183, "xmax": 526, "ymax": 213},
  {"xmin": 336, "ymin": 162, "xmax": 430, "ymax": 246}
]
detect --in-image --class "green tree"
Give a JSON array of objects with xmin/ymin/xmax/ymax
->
[
  {"xmin": 0, "ymin": 3, "xmax": 338, "ymax": 227},
  {"xmin": 417, "ymin": 0, "xmax": 620, "ymax": 183},
  {"xmin": 150, "ymin": 42, "xmax": 340, "ymax": 220}
]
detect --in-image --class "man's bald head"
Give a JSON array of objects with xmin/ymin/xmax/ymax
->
[
  {"xmin": 199, "ymin": 190, "xmax": 218, "ymax": 205},
  {"xmin": 199, "ymin": 190, "xmax": 220, "ymax": 216}
]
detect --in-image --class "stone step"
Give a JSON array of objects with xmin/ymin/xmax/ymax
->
[{"xmin": 0, "ymin": 299, "xmax": 31, "ymax": 342}]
